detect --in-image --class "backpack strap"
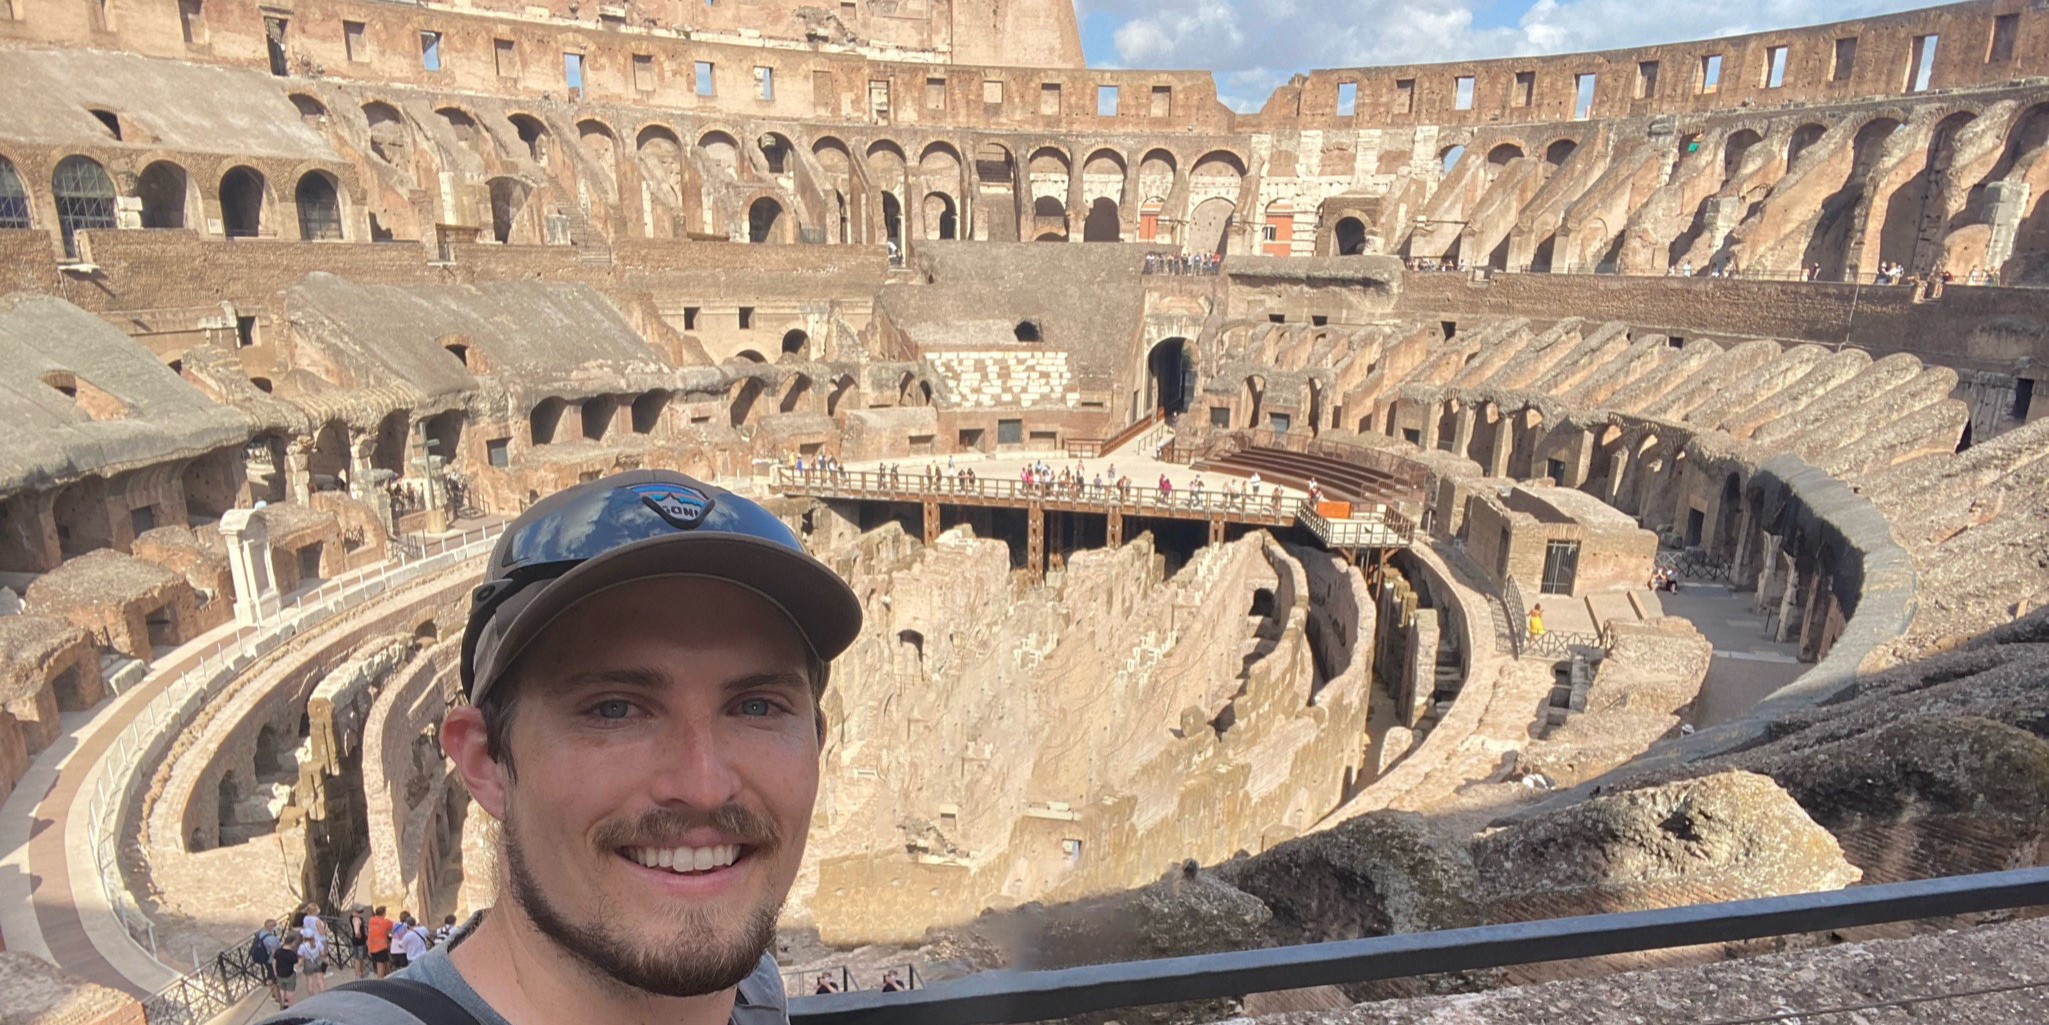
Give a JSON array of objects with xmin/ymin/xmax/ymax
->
[{"xmin": 257, "ymin": 978, "xmax": 484, "ymax": 1025}]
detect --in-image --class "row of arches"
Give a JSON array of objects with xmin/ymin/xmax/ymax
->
[{"xmin": 0, "ymin": 152, "xmax": 346, "ymax": 256}]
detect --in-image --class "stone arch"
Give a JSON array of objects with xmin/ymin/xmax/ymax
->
[
  {"xmin": 219, "ymin": 165, "xmax": 270, "ymax": 239},
  {"xmin": 1882, "ymin": 109, "xmax": 1977, "ymax": 272},
  {"xmin": 1714, "ymin": 469, "xmax": 1744, "ymax": 557},
  {"xmin": 52, "ymin": 154, "xmax": 115, "ymax": 258},
  {"xmin": 1786, "ymin": 123, "xmax": 1827, "ymax": 168},
  {"xmin": 636, "ymin": 125, "xmax": 688, "ymax": 236},
  {"xmin": 759, "ymin": 132, "xmax": 797, "ymax": 175},
  {"xmin": 1189, "ymin": 196, "xmax": 1235, "ymax": 255},
  {"xmin": 294, "ymin": 170, "xmax": 344, "ymax": 241},
  {"xmin": 696, "ymin": 129, "xmax": 741, "ymax": 179},
  {"xmin": 1334, "ymin": 216, "xmax": 1367, "ymax": 255},
  {"xmin": 1723, "ymin": 128, "xmax": 1764, "ymax": 179},
  {"xmin": 487, "ymin": 176, "xmax": 531, "ymax": 243},
  {"xmin": 780, "ymin": 329, "xmax": 810, "ymax": 359},
  {"xmin": 1147, "ymin": 337, "xmax": 1195, "ymax": 415},
  {"xmin": 779, "ymin": 373, "xmax": 814, "ymax": 414},
  {"xmin": 825, "ymin": 374, "xmax": 858, "ymax": 416},
  {"xmin": 508, "ymin": 113, "xmax": 550, "ymax": 164},
  {"xmin": 1543, "ymin": 138, "xmax": 1577, "ymax": 166},
  {"xmin": 881, "ymin": 190, "xmax": 904, "ymax": 242},
  {"xmin": 288, "ymin": 93, "xmax": 327, "ymax": 125},
  {"xmin": 136, "ymin": 159, "xmax": 193, "ymax": 229},
  {"xmin": 1139, "ymin": 148, "xmax": 1177, "ymax": 178},
  {"xmin": 362, "ymin": 102, "xmax": 410, "ymax": 165},
  {"xmin": 1083, "ymin": 196, "xmax": 1120, "ymax": 242},
  {"xmin": 922, "ymin": 191, "xmax": 958, "ymax": 239},
  {"xmin": 436, "ymin": 106, "xmax": 487, "ymax": 154},
  {"xmin": 529, "ymin": 396, "xmax": 566, "ymax": 445},
  {"xmin": 1084, "ymin": 148, "xmax": 1127, "ymax": 177},
  {"xmin": 576, "ymin": 117, "xmax": 619, "ymax": 174},
  {"xmin": 631, "ymin": 390, "xmax": 669, "ymax": 434},
  {"xmin": 578, "ymin": 395, "xmax": 615, "ymax": 441},
  {"xmin": 748, "ymin": 195, "xmax": 787, "ymax": 243},
  {"xmin": 1487, "ymin": 143, "xmax": 1523, "ymax": 165},
  {"xmin": 1192, "ymin": 150, "xmax": 1247, "ymax": 179},
  {"xmin": 0, "ymin": 154, "xmax": 30, "ymax": 229},
  {"xmin": 729, "ymin": 376, "xmax": 767, "ymax": 427},
  {"xmin": 1439, "ymin": 145, "xmax": 1466, "ymax": 174}
]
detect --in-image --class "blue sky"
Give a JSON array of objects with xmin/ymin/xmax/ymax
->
[{"xmin": 1072, "ymin": 0, "xmax": 1947, "ymax": 111}]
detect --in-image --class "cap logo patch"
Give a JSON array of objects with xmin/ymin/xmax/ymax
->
[{"xmin": 630, "ymin": 483, "xmax": 714, "ymax": 530}]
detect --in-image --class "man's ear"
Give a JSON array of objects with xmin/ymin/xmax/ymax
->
[{"xmin": 442, "ymin": 706, "xmax": 509, "ymax": 821}]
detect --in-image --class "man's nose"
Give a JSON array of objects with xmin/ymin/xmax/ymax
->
[{"xmin": 647, "ymin": 714, "xmax": 744, "ymax": 808}]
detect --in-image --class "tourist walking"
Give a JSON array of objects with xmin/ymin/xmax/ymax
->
[
  {"xmin": 1528, "ymin": 603, "xmax": 1546, "ymax": 640},
  {"xmin": 271, "ymin": 933, "xmax": 301, "ymax": 1008},
  {"xmin": 366, "ymin": 905, "xmax": 393, "ymax": 977},
  {"xmin": 347, "ymin": 908, "xmax": 370, "ymax": 979}
]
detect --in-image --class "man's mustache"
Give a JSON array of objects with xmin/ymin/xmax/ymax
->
[{"xmin": 591, "ymin": 805, "xmax": 782, "ymax": 851}]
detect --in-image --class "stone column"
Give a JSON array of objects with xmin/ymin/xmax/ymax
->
[
  {"xmin": 285, "ymin": 437, "xmax": 313, "ymax": 505},
  {"xmin": 220, "ymin": 508, "xmax": 281, "ymax": 625},
  {"xmin": 1450, "ymin": 406, "xmax": 1476, "ymax": 463},
  {"xmin": 1984, "ymin": 180, "xmax": 2030, "ymax": 274}
]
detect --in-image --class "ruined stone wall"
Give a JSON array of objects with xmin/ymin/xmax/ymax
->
[
  {"xmin": 1397, "ymin": 272, "xmax": 2049, "ymax": 374},
  {"xmin": 1289, "ymin": 0, "xmax": 2048, "ymax": 127},
  {"xmin": 802, "ymin": 530, "xmax": 1375, "ymax": 944},
  {"xmin": 362, "ymin": 637, "xmax": 465, "ymax": 916}
]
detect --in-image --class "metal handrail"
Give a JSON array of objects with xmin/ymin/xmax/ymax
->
[
  {"xmin": 790, "ymin": 866, "xmax": 2049, "ymax": 1025},
  {"xmin": 772, "ymin": 467, "xmax": 1301, "ymax": 523}
]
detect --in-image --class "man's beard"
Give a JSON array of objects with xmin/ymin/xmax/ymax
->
[{"xmin": 502, "ymin": 802, "xmax": 784, "ymax": 998}]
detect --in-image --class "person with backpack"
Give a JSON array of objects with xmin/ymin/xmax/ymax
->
[
  {"xmin": 254, "ymin": 471, "xmax": 858, "ymax": 1025},
  {"xmin": 250, "ymin": 920, "xmax": 283, "ymax": 1004}
]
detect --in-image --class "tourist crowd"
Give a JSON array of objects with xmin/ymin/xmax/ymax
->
[{"xmin": 249, "ymin": 905, "xmax": 459, "ymax": 1008}]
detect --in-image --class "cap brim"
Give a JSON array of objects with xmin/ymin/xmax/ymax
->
[{"xmin": 477, "ymin": 532, "xmax": 862, "ymax": 703}]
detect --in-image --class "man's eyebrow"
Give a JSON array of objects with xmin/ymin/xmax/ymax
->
[
  {"xmin": 556, "ymin": 666, "xmax": 669, "ymax": 691},
  {"xmin": 724, "ymin": 670, "xmax": 811, "ymax": 694}
]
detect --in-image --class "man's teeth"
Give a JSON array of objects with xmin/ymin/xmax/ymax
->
[{"xmin": 627, "ymin": 844, "xmax": 741, "ymax": 872}]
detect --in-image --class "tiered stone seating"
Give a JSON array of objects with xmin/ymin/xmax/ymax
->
[{"xmin": 1195, "ymin": 445, "xmax": 1412, "ymax": 506}]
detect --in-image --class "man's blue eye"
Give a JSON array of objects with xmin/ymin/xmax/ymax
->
[
  {"xmin": 594, "ymin": 700, "xmax": 633, "ymax": 719},
  {"xmin": 739, "ymin": 698, "xmax": 773, "ymax": 717}
]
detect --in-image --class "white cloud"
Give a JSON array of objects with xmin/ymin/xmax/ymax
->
[{"xmin": 1077, "ymin": 0, "xmax": 1940, "ymax": 111}]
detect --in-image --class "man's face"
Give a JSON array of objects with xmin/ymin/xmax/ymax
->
[{"xmin": 472, "ymin": 576, "xmax": 821, "ymax": 996}]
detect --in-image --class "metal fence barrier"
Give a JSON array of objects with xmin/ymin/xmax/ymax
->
[{"xmin": 790, "ymin": 866, "xmax": 2049, "ymax": 1025}]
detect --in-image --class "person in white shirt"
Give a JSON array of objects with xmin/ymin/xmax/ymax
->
[{"xmin": 398, "ymin": 919, "xmax": 430, "ymax": 967}]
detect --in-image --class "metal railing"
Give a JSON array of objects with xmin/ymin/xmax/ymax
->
[
  {"xmin": 83, "ymin": 525, "xmax": 502, "ymax": 1013},
  {"xmin": 1659, "ymin": 547, "xmax": 1734, "ymax": 582},
  {"xmin": 789, "ymin": 866, "xmax": 2049, "ymax": 1025},
  {"xmin": 784, "ymin": 963, "xmax": 923, "ymax": 998},
  {"xmin": 1296, "ymin": 504, "xmax": 1415, "ymax": 548},
  {"xmin": 1500, "ymin": 576, "xmax": 1614, "ymax": 660},
  {"xmin": 771, "ymin": 467, "xmax": 1300, "ymax": 524},
  {"xmin": 1064, "ymin": 409, "xmax": 1166, "ymax": 459}
]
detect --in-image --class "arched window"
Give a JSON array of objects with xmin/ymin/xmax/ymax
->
[
  {"xmin": 220, "ymin": 166, "xmax": 268, "ymax": 239},
  {"xmin": 0, "ymin": 156, "xmax": 31, "ymax": 229},
  {"xmin": 295, "ymin": 172, "xmax": 343, "ymax": 241},
  {"xmin": 747, "ymin": 196, "xmax": 784, "ymax": 244},
  {"xmin": 52, "ymin": 156, "xmax": 116, "ymax": 258},
  {"xmin": 136, "ymin": 161, "xmax": 191, "ymax": 229}
]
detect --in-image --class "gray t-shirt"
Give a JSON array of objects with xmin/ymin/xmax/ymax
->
[{"xmin": 265, "ymin": 917, "xmax": 789, "ymax": 1025}]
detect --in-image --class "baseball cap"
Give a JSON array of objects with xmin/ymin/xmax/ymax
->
[{"xmin": 459, "ymin": 469, "xmax": 862, "ymax": 706}]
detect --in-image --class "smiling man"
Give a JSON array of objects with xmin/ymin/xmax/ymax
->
[{"xmin": 265, "ymin": 470, "xmax": 862, "ymax": 1025}]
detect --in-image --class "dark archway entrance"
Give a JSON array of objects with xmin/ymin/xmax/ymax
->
[
  {"xmin": 1147, "ymin": 338, "xmax": 1195, "ymax": 416},
  {"xmin": 1334, "ymin": 216, "xmax": 1366, "ymax": 255}
]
